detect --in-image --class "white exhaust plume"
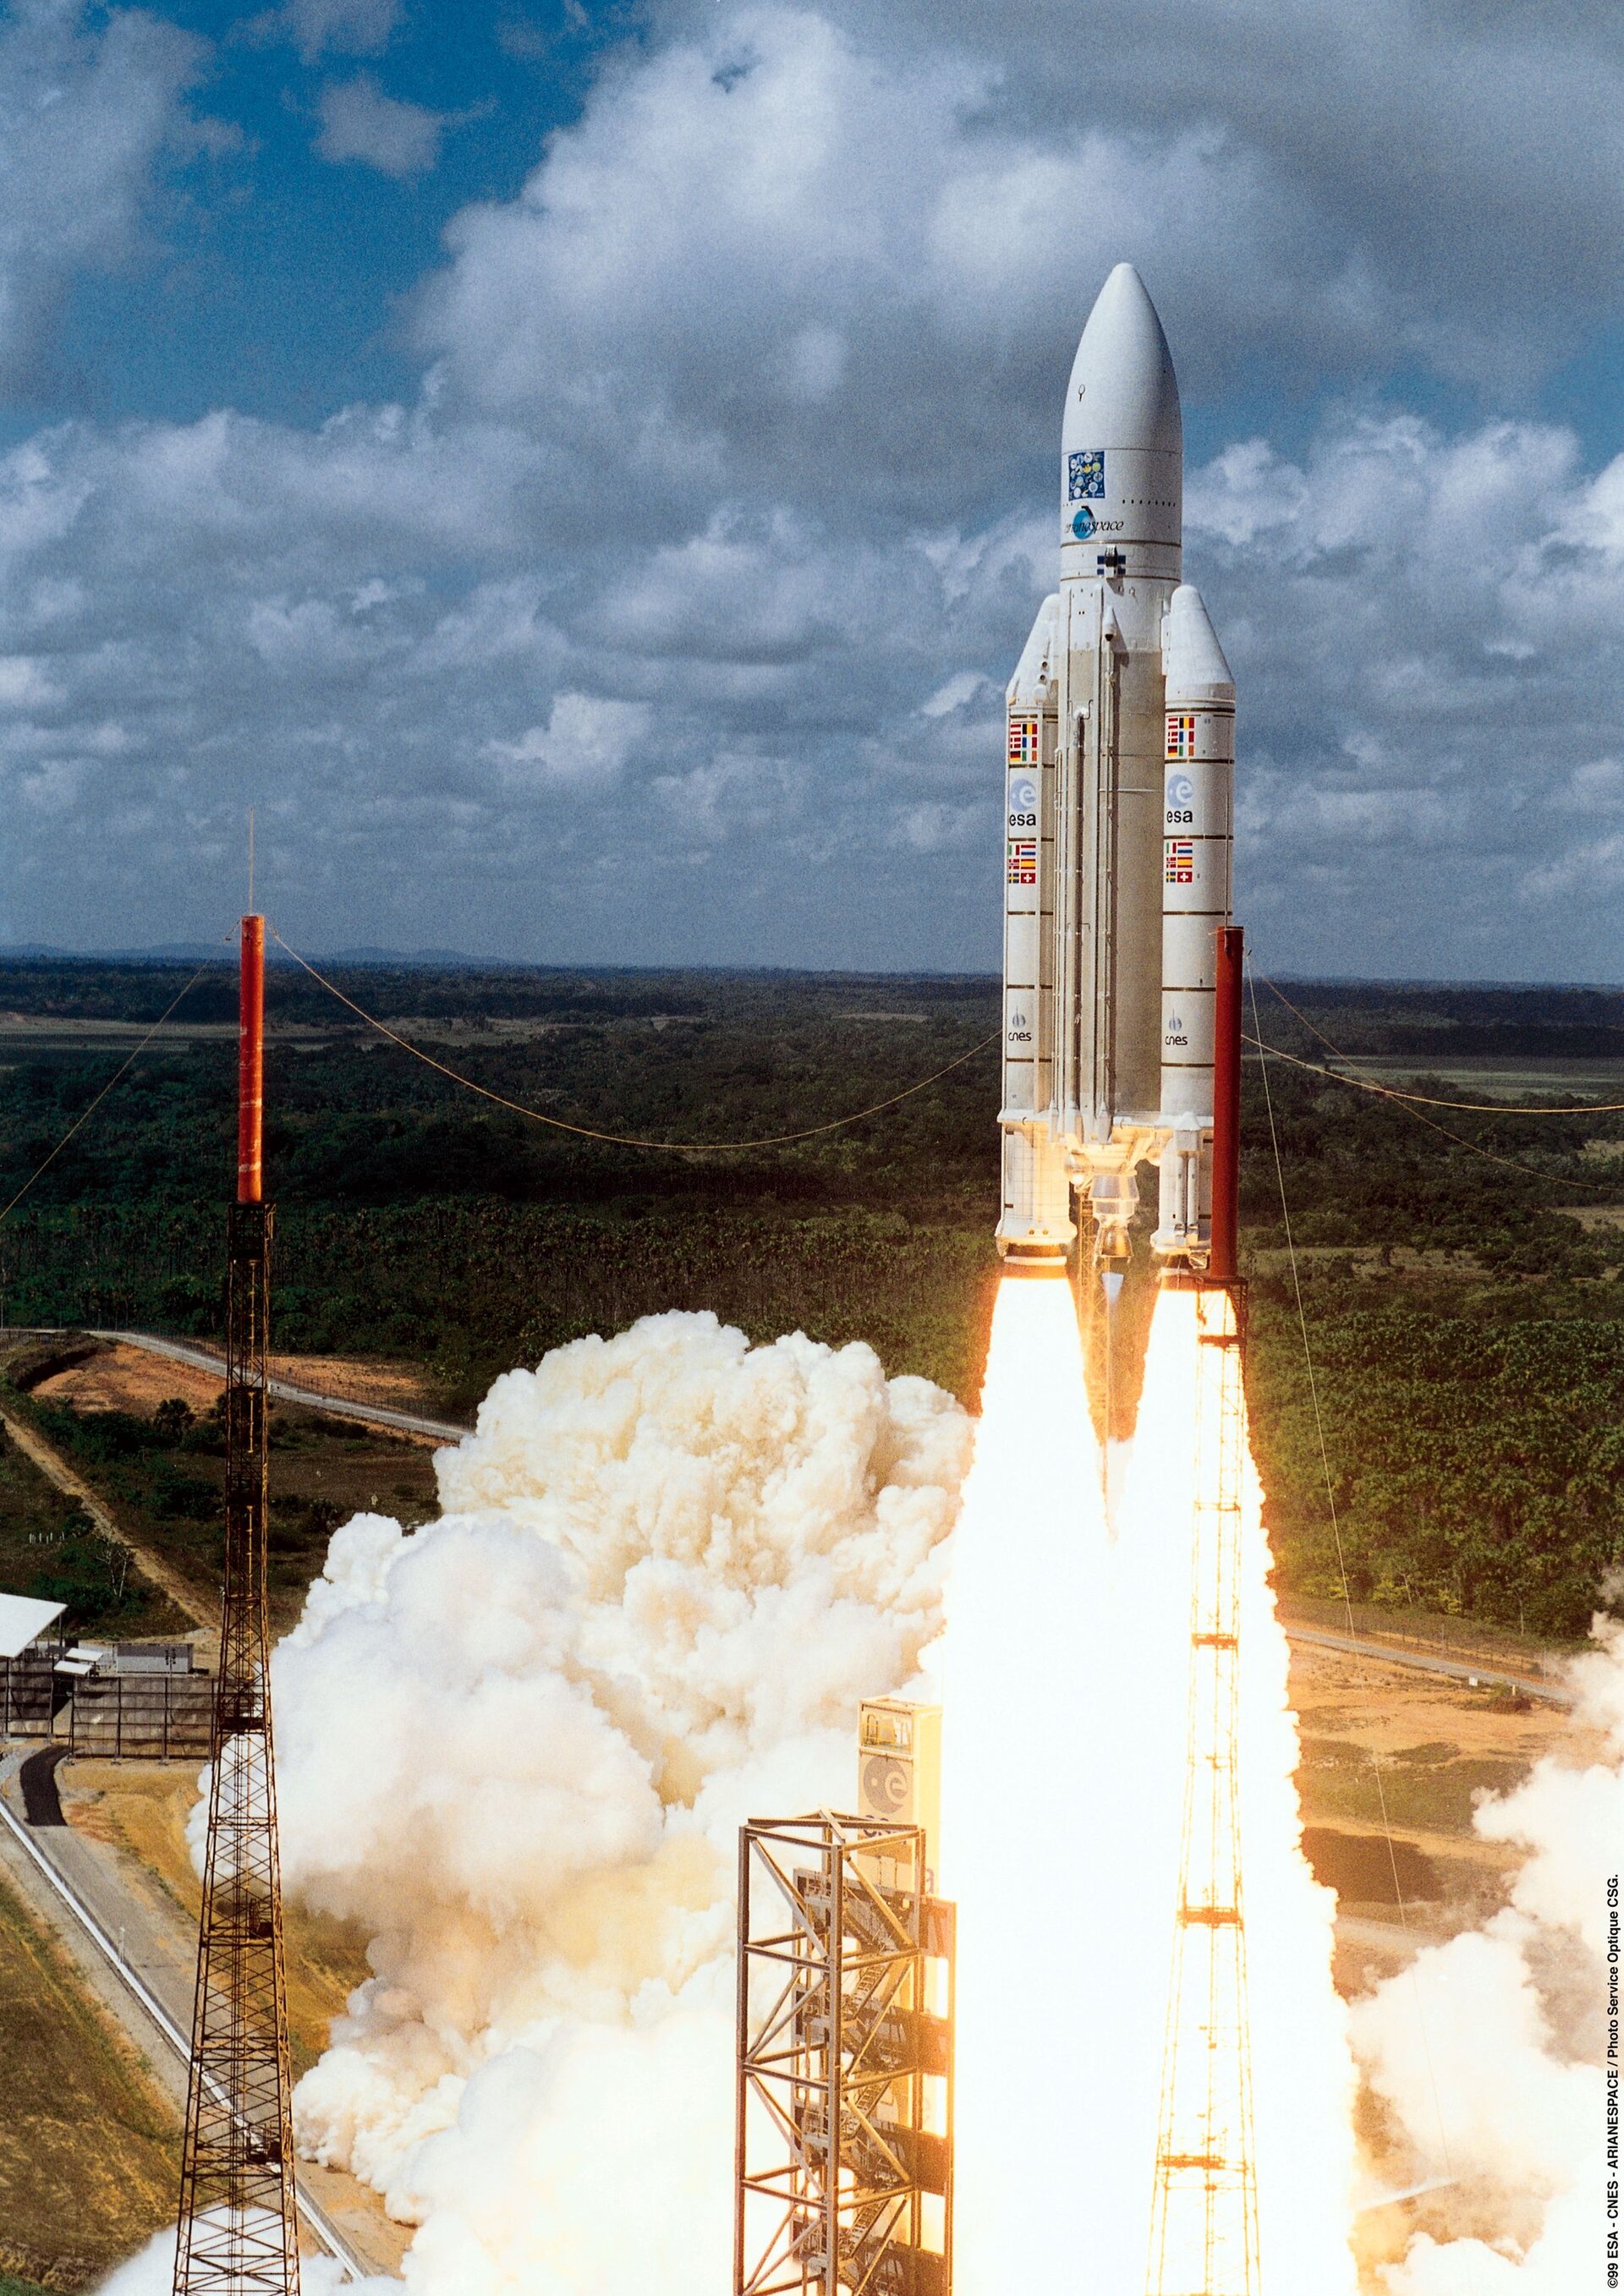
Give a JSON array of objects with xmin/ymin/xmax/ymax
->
[
  {"xmin": 1352, "ymin": 1619, "xmax": 1624, "ymax": 2292},
  {"xmin": 99, "ymin": 1304, "xmax": 1618, "ymax": 2294},
  {"xmin": 941, "ymin": 1282, "xmax": 1358, "ymax": 2293},
  {"xmin": 272, "ymin": 1312, "xmax": 969, "ymax": 2288},
  {"xmin": 936, "ymin": 1274, "xmax": 1103, "ymax": 2293}
]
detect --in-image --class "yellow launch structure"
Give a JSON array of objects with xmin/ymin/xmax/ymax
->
[
  {"xmin": 856, "ymin": 1699, "xmax": 942, "ymax": 1895},
  {"xmin": 1145, "ymin": 1286, "xmax": 1260, "ymax": 2296},
  {"xmin": 735, "ymin": 1701, "xmax": 954, "ymax": 2296}
]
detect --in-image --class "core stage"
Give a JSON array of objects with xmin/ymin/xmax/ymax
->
[{"xmin": 996, "ymin": 263, "xmax": 1239, "ymax": 1285}]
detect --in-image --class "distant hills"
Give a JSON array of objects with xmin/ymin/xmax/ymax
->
[{"xmin": 3, "ymin": 942, "xmax": 1624, "ymax": 994}]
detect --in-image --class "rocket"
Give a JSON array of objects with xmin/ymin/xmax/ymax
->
[{"xmin": 997, "ymin": 263, "xmax": 1237, "ymax": 1283}]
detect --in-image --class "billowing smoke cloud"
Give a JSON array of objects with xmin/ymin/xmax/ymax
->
[
  {"xmin": 1351, "ymin": 1624, "xmax": 1622, "ymax": 2290},
  {"xmin": 102, "ymin": 1305, "xmax": 1618, "ymax": 2293},
  {"xmin": 271, "ymin": 1312, "xmax": 969, "ymax": 2286},
  {"xmin": 99, "ymin": 2236, "xmax": 362, "ymax": 2295}
]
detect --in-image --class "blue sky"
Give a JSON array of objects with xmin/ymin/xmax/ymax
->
[
  {"xmin": 12, "ymin": 4, "xmax": 607, "ymax": 431},
  {"xmin": 3, "ymin": 0, "xmax": 1624, "ymax": 976}
]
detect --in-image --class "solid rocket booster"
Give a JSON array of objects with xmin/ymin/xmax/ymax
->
[{"xmin": 997, "ymin": 264, "xmax": 1235, "ymax": 1274}]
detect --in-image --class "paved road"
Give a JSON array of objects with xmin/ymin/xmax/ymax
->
[
  {"xmin": 18, "ymin": 1745, "xmax": 69, "ymax": 1824},
  {"xmin": 91, "ymin": 1329, "xmax": 470, "ymax": 1444},
  {"xmin": 0, "ymin": 1750, "xmax": 396, "ymax": 2278},
  {"xmin": 1282, "ymin": 1623, "xmax": 1573, "ymax": 1707}
]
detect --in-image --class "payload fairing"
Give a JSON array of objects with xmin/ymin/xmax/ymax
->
[{"xmin": 997, "ymin": 264, "xmax": 1235, "ymax": 1279}]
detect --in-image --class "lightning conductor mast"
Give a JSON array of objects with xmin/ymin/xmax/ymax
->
[
  {"xmin": 173, "ymin": 915, "xmax": 301, "ymax": 2296},
  {"xmin": 996, "ymin": 263, "xmax": 1236, "ymax": 1280}
]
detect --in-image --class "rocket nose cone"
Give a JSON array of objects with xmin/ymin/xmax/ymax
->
[
  {"xmin": 1062, "ymin": 263, "xmax": 1182, "ymax": 460},
  {"xmin": 1164, "ymin": 584, "xmax": 1235, "ymax": 701}
]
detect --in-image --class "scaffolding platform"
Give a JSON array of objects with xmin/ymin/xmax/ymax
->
[{"xmin": 735, "ymin": 1811, "xmax": 953, "ymax": 2296}]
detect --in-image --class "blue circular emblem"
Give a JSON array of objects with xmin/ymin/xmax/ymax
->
[
  {"xmin": 1166, "ymin": 774, "xmax": 1193, "ymax": 806},
  {"xmin": 1071, "ymin": 506, "xmax": 1095, "ymax": 540}
]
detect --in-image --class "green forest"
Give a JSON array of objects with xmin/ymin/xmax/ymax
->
[{"xmin": 2, "ymin": 956, "xmax": 1623, "ymax": 1636}]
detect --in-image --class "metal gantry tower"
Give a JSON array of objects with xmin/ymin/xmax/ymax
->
[
  {"xmin": 736, "ymin": 1812, "xmax": 953, "ymax": 2296},
  {"xmin": 174, "ymin": 914, "xmax": 301, "ymax": 2296},
  {"xmin": 1145, "ymin": 1283, "xmax": 1260, "ymax": 2296}
]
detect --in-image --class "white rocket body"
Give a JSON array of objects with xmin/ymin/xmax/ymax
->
[{"xmin": 997, "ymin": 265, "xmax": 1234, "ymax": 1272}]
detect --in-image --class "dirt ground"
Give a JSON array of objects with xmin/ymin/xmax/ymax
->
[
  {"xmin": 34, "ymin": 1342, "xmax": 441, "ymax": 1421},
  {"xmin": 11, "ymin": 1354, "xmax": 444, "ymax": 1630},
  {"xmin": 60, "ymin": 1762, "xmax": 375, "ymax": 2080},
  {"xmin": 34, "ymin": 1349, "xmax": 217, "ymax": 1417},
  {"xmin": 1287, "ymin": 1637, "xmax": 1601, "ymax": 1994}
]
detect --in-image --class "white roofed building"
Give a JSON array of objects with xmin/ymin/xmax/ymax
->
[{"xmin": 0, "ymin": 1592, "xmax": 66, "ymax": 1660}]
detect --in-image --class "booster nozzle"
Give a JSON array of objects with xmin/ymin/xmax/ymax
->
[
  {"xmin": 999, "ymin": 1241, "xmax": 1070, "ymax": 1280},
  {"xmin": 1087, "ymin": 1170, "xmax": 1138, "ymax": 1271}
]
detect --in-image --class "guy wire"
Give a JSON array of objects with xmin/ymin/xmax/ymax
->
[
  {"xmin": 1243, "ymin": 1028, "xmax": 1624, "ymax": 1195},
  {"xmin": 1254, "ymin": 969, "xmax": 1624, "ymax": 1115},
  {"xmin": 1248, "ymin": 963, "xmax": 1454, "ymax": 2179},
  {"xmin": 0, "ymin": 961, "xmax": 217, "ymax": 1230},
  {"xmin": 271, "ymin": 929, "xmax": 997, "ymax": 1153}
]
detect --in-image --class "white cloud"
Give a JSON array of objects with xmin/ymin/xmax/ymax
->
[
  {"xmin": 1188, "ymin": 412, "xmax": 1624, "ymax": 973},
  {"xmin": 6, "ymin": 3, "xmax": 1624, "ymax": 975},
  {"xmin": 488, "ymin": 693, "xmax": 654, "ymax": 790},
  {"xmin": 919, "ymin": 671, "xmax": 989, "ymax": 718},
  {"xmin": 250, "ymin": 0, "xmax": 403, "ymax": 63},
  {"xmin": 412, "ymin": 8, "xmax": 1364, "ymax": 509},
  {"xmin": 652, "ymin": 0, "xmax": 1624, "ymax": 388},
  {"xmin": 0, "ymin": 657, "xmax": 63, "ymax": 710},
  {"xmin": 890, "ymin": 800, "xmax": 981, "ymax": 853},
  {"xmin": 0, "ymin": 1, "xmax": 206, "ymax": 381},
  {"xmin": 315, "ymin": 75, "xmax": 447, "ymax": 178}
]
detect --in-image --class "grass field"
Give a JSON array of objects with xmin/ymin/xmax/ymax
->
[
  {"xmin": 0, "ymin": 1869, "xmax": 178, "ymax": 2284},
  {"xmin": 0, "ymin": 1405, "xmax": 185, "ymax": 1644},
  {"xmin": 0, "ymin": 1331, "xmax": 442, "ymax": 1636}
]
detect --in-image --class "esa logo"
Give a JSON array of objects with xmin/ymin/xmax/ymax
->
[
  {"xmin": 1007, "ymin": 1006, "xmax": 1033, "ymax": 1044},
  {"xmin": 1007, "ymin": 774, "xmax": 1038, "ymax": 830},
  {"xmin": 1166, "ymin": 771, "xmax": 1194, "ymax": 825}
]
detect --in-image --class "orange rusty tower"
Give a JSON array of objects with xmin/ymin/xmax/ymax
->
[{"xmin": 174, "ymin": 914, "xmax": 301, "ymax": 2295}]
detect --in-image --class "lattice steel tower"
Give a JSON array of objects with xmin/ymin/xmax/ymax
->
[
  {"xmin": 736, "ymin": 1811, "xmax": 953, "ymax": 2296},
  {"xmin": 1145, "ymin": 1277, "xmax": 1260, "ymax": 2296},
  {"xmin": 174, "ymin": 914, "xmax": 301, "ymax": 2296}
]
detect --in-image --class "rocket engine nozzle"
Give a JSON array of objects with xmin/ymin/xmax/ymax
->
[{"xmin": 1000, "ymin": 1243, "xmax": 1071, "ymax": 1280}]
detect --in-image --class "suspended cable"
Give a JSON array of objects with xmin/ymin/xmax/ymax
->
[
  {"xmin": 1246, "ymin": 963, "xmax": 1455, "ymax": 2179},
  {"xmin": 1243, "ymin": 1028, "xmax": 1624, "ymax": 1193},
  {"xmin": 1254, "ymin": 970, "xmax": 1624, "ymax": 1115},
  {"xmin": 0, "ymin": 963, "xmax": 215, "ymax": 1229},
  {"xmin": 270, "ymin": 929, "xmax": 997, "ymax": 1152}
]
